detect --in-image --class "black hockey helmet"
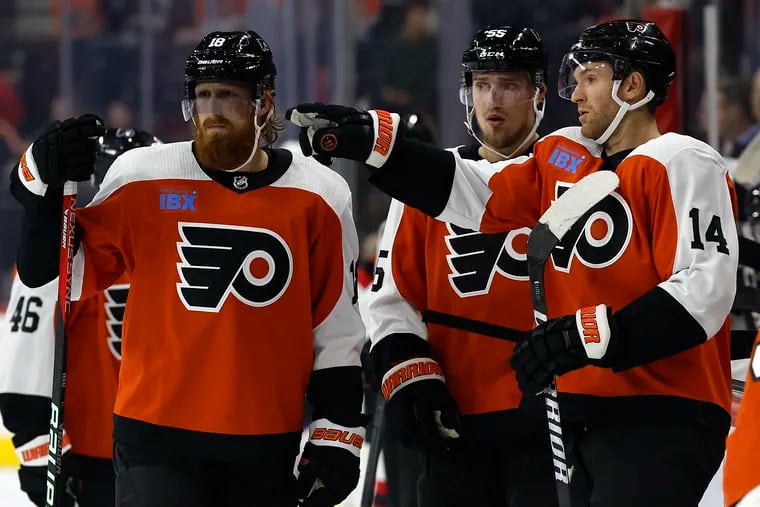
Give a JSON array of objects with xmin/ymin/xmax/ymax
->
[
  {"xmin": 559, "ymin": 20, "xmax": 675, "ymax": 106},
  {"xmin": 184, "ymin": 31, "xmax": 276, "ymax": 102},
  {"xmin": 461, "ymin": 25, "xmax": 547, "ymax": 89},
  {"xmin": 95, "ymin": 128, "xmax": 161, "ymax": 185}
]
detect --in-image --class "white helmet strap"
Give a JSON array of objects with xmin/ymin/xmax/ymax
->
[
  {"xmin": 224, "ymin": 99, "xmax": 271, "ymax": 173},
  {"xmin": 594, "ymin": 80, "xmax": 655, "ymax": 145}
]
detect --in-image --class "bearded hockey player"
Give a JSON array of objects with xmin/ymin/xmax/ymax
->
[
  {"xmin": 289, "ymin": 20, "xmax": 737, "ymax": 507},
  {"xmin": 365, "ymin": 25, "xmax": 559, "ymax": 507},
  {"xmin": 0, "ymin": 128, "xmax": 159, "ymax": 507},
  {"xmin": 10, "ymin": 30, "xmax": 365, "ymax": 507}
]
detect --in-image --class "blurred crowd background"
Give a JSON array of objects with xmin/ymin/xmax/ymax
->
[{"xmin": 0, "ymin": 0, "xmax": 758, "ymax": 309}]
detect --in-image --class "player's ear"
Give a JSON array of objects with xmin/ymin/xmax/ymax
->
[
  {"xmin": 537, "ymin": 82, "xmax": 548, "ymax": 102},
  {"xmin": 258, "ymin": 91, "xmax": 274, "ymax": 118},
  {"xmin": 621, "ymin": 70, "xmax": 647, "ymax": 104}
]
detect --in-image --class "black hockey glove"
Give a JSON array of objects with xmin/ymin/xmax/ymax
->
[
  {"xmin": 286, "ymin": 103, "xmax": 401, "ymax": 169},
  {"xmin": 16, "ymin": 432, "xmax": 75, "ymax": 507},
  {"xmin": 380, "ymin": 357, "xmax": 463, "ymax": 454},
  {"xmin": 10, "ymin": 114, "xmax": 104, "ymax": 208},
  {"xmin": 510, "ymin": 304, "xmax": 619, "ymax": 394},
  {"xmin": 296, "ymin": 418, "xmax": 364, "ymax": 507}
]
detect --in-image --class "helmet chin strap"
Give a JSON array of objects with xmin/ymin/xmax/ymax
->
[
  {"xmin": 463, "ymin": 87, "xmax": 545, "ymax": 160},
  {"xmin": 594, "ymin": 80, "xmax": 655, "ymax": 145},
  {"xmin": 225, "ymin": 99, "xmax": 270, "ymax": 173}
]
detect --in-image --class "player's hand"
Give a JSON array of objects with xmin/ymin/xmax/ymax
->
[
  {"xmin": 15, "ymin": 431, "xmax": 76, "ymax": 507},
  {"xmin": 31, "ymin": 114, "xmax": 105, "ymax": 188},
  {"xmin": 19, "ymin": 463, "xmax": 77, "ymax": 507},
  {"xmin": 380, "ymin": 357, "xmax": 463, "ymax": 453},
  {"xmin": 18, "ymin": 457, "xmax": 76, "ymax": 507},
  {"xmin": 11, "ymin": 114, "xmax": 104, "ymax": 209},
  {"xmin": 510, "ymin": 304, "xmax": 618, "ymax": 394},
  {"xmin": 286, "ymin": 103, "xmax": 400, "ymax": 168},
  {"xmin": 296, "ymin": 418, "xmax": 364, "ymax": 507}
]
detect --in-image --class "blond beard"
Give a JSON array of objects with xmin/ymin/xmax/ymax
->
[
  {"xmin": 479, "ymin": 120, "xmax": 533, "ymax": 156},
  {"xmin": 193, "ymin": 115, "xmax": 257, "ymax": 170}
]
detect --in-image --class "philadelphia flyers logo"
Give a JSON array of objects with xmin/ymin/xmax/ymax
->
[
  {"xmin": 550, "ymin": 182, "xmax": 633, "ymax": 272},
  {"xmin": 445, "ymin": 224, "xmax": 530, "ymax": 297},
  {"xmin": 104, "ymin": 284, "xmax": 130, "ymax": 360},
  {"xmin": 176, "ymin": 222, "xmax": 293, "ymax": 312}
]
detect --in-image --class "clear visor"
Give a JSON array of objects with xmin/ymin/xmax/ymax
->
[
  {"xmin": 181, "ymin": 96, "xmax": 256, "ymax": 122},
  {"xmin": 558, "ymin": 52, "xmax": 617, "ymax": 100},
  {"xmin": 460, "ymin": 79, "xmax": 535, "ymax": 108}
]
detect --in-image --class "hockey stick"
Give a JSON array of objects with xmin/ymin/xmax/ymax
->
[
  {"xmin": 526, "ymin": 171, "xmax": 620, "ymax": 507},
  {"xmin": 422, "ymin": 309, "xmax": 523, "ymax": 342},
  {"xmin": 46, "ymin": 181, "xmax": 77, "ymax": 507},
  {"xmin": 360, "ymin": 391, "xmax": 386, "ymax": 507}
]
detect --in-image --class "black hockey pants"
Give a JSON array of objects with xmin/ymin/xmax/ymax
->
[
  {"xmin": 113, "ymin": 442, "xmax": 298, "ymax": 507},
  {"xmin": 565, "ymin": 422, "xmax": 726, "ymax": 507}
]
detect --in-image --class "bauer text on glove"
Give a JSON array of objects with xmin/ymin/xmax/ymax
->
[{"xmin": 296, "ymin": 418, "xmax": 364, "ymax": 507}]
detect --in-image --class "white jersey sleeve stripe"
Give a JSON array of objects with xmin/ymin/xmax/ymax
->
[
  {"xmin": 655, "ymin": 142, "xmax": 738, "ymax": 339},
  {"xmin": 367, "ymin": 199, "xmax": 428, "ymax": 346},
  {"xmin": 312, "ymin": 198, "xmax": 365, "ymax": 370},
  {"xmin": 0, "ymin": 275, "xmax": 58, "ymax": 397}
]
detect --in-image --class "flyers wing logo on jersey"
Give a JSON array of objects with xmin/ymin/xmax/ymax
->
[
  {"xmin": 104, "ymin": 284, "xmax": 129, "ymax": 360},
  {"xmin": 550, "ymin": 183, "xmax": 633, "ymax": 273},
  {"xmin": 444, "ymin": 223, "xmax": 530, "ymax": 297},
  {"xmin": 176, "ymin": 222, "xmax": 294, "ymax": 312}
]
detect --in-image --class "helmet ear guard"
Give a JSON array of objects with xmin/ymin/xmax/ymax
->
[{"xmin": 459, "ymin": 86, "xmax": 472, "ymax": 106}]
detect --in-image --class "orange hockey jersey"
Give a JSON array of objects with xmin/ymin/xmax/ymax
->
[
  {"xmin": 65, "ymin": 276, "xmax": 126, "ymax": 459},
  {"xmin": 368, "ymin": 196, "xmax": 534, "ymax": 417},
  {"xmin": 402, "ymin": 127, "xmax": 736, "ymax": 427},
  {"xmin": 71, "ymin": 143, "xmax": 365, "ymax": 460},
  {"xmin": 724, "ymin": 331, "xmax": 760, "ymax": 507}
]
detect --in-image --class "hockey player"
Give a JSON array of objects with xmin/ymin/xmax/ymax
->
[
  {"xmin": 288, "ymin": 20, "xmax": 736, "ymax": 507},
  {"xmin": 9, "ymin": 31, "xmax": 365, "ymax": 507},
  {"xmin": 365, "ymin": 25, "xmax": 559, "ymax": 507},
  {"xmin": 724, "ymin": 331, "xmax": 760, "ymax": 507},
  {"xmin": 0, "ymin": 128, "xmax": 160, "ymax": 507}
]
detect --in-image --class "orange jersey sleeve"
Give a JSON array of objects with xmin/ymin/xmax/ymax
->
[{"xmin": 724, "ymin": 333, "xmax": 760, "ymax": 507}]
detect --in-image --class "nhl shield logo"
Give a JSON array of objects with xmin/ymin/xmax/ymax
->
[{"xmin": 233, "ymin": 175, "xmax": 248, "ymax": 190}]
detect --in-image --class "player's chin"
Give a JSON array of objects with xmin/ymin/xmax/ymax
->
[
  {"xmin": 580, "ymin": 123, "xmax": 601, "ymax": 140},
  {"xmin": 482, "ymin": 131, "xmax": 511, "ymax": 150}
]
